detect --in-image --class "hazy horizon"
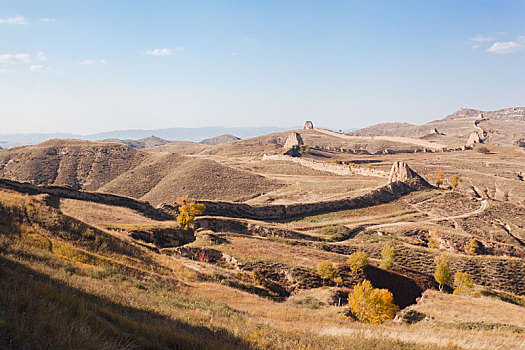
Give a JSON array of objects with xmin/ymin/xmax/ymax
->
[{"xmin": 1, "ymin": 1, "xmax": 524, "ymax": 134}]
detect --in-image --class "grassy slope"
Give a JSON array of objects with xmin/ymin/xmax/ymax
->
[{"xmin": 1, "ymin": 189, "xmax": 525, "ymax": 350}]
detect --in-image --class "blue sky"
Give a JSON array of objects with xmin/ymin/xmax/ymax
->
[{"xmin": 1, "ymin": 0, "xmax": 524, "ymax": 134}]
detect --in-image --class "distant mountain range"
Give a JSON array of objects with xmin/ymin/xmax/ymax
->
[{"xmin": 0, "ymin": 126, "xmax": 294, "ymax": 149}]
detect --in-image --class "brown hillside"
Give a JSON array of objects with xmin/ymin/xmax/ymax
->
[
  {"xmin": 0, "ymin": 139, "xmax": 145, "ymax": 190},
  {"xmin": 199, "ymin": 134, "xmax": 241, "ymax": 145},
  {"xmin": 0, "ymin": 139, "xmax": 282, "ymax": 205},
  {"xmin": 99, "ymin": 135, "xmax": 171, "ymax": 149},
  {"xmin": 99, "ymin": 152, "xmax": 283, "ymax": 205},
  {"xmin": 203, "ymin": 129, "xmax": 425, "ymax": 156},
  {"xmin": 355, "ymin": 107, "xmax": 525, "ymax": 147}
]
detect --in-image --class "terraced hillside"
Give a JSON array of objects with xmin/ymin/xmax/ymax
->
[{"xmin": 1, "ymin": 169, "xmax": 524, "ymax": 349}]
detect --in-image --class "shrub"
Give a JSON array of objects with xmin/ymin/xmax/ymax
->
[
  {"xmin": 465, "ymin": 238, "xmax": 479, "ymax": 255},
  {"xmin": 453, "ymin": 272, "xmax": 474, "ymax": 295},
  {"xmin": 299, "ymin": 145, "xmax": 311, "ymax": 153},
  {"xmin": 347, "ymin": 279, "xmax": 399, "ymax": 323},
  {"xmin": 347, "ymin": 251, "xmax": 368, "ymax": 274},
  {"xmin": 427, "ymin": 229, "xmax": 441, "ymax": 249},
  {"xmin": 477, "ymin": 146, "xmax": 490, "ymax": 154},
  {"xmin": 294, "ymin": 296, "xmax": 323, "ymax": 309},
  {"xmin": 433, "ymin": 172, "xmax": 445, "ymax": 187},
  {"xmin": 379, "ymin": 242, "xmax": 396, "ymax": 270},
  {"xmin": 316, "ymin": 260, "xmax": 336, "ymax": 285},
  {"xmin": 434, "ymin": 256, "xmax": 451, "ymax": 292},
  {"xmin": 176, "ymin": 197, "xmax": 205, "ymax": 231},
  {"xmin": 450, "ymin": 175, "xmax": 462, "ymax": 190}
]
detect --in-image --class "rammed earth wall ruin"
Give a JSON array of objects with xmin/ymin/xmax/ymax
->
[{"xmin": 262, "ymin": 154, "xmax": 389, "ymax": 178}]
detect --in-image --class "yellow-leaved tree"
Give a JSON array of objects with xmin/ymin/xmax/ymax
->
[
  {"xmin": 434, "ymin": 256, "xmax": 451, "ymax": 292},
  {"xmin": 464, "ymin": 238, "xmax": 479, "ymax": 255},
  {"xmin": 347, "ymin": 251, "xmax": 368, "ymax": 275},
  {"xmin": 316, "ymin": 260, "xmax": 336, "ymax": 285},
  {"xmin": 379, "ymin": 242, "xmax": 396, "ymax": 270},
  {"xmin": 347, "ymin": 279, "xmax": 399, "ymax": 323},
  {"xmin": 450, "ymin": 175, "xmax": 462, "ymax": 190},
  {"xmin": 176, "ymin": 197, "xmax": 205, "ymax": 231},
  {"xmin": 434, "ymin": 172, "xmax": 445, "ymax": 188},
  {"xmin": 453, "ymin": 272, "xmax": 474, "ymax": 295}
]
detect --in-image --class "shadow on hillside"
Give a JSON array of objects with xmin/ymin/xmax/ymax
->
[{"xmin": 0, "ymin": 255, "xmax": 254, "ymax": 350}]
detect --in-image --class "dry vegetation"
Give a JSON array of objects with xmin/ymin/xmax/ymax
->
[{"xmin": 1, "ymin": 109, "xmax": 525, "ymax": 349}]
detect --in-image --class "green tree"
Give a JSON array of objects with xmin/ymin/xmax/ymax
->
[
  {"xmin": 434, "ymin": 256, "xmax": 451, "ymax": 292},
  {"xmin": 453, "ymin": 272, "xmax": 474, "ymax": 295},
  {"xmin": 347, "ymin": 279, "xmax": 399, "ymax": 324},
  {"xmin": 347, "ymin": 251, "xmax": 368, "ymax": 274},
  {"xmin": 176, "ymin": 197, "xmax": 206, "ymax": 231},
  {"xmin": 379, "ymin": 242, "xmax": 396, "ymax": 270},
  {"xmin": 316, "ymin": 260, "xmax": 336, "ymax": 285}
]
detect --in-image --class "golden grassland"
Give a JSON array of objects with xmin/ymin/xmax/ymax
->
[{"xmin": 1, "ymin": 189, "xmax": 524, "ymax": 349}]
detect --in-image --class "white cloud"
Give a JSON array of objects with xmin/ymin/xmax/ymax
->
[
  {"xmin": 232, "ymin": 52, "xmax": 238, "ymax": 56},
  {"xmin": 0, "ymin": 68, "xmax": 15, "ymax": 73},
  {"xmin": 141, "ymin": 47, "xmax": 185, "ymax": 56},
  {"xmin": 518, "ymin": 36, "xmax": 525, "ymax": 43},
  {"xmin": 470, "ymin": 34, "xmax": 494, "ymax": 43},
  {"xmin": 28, "ymin": 65, "xmax": 52, "ymax": 72},
  {"xmin": 468, "ymin": 34, "xmax": 494, "ymax": 49},
  {"xmin": 0, "ymin": 15, "xmax": 28, "ymax": 25},
  {"xmin": 487, "ymin": 41, "xmax": 523, "ymax": 54},
  {"xmin": 78, "ymin": 59, "xmax": 107, "ymax": 65},
  {"xmin": 36, "ymin": 51, "xmax": 47, "ymax": 61},
  {"xmin": 38, "ymin": 18, "xmax": 56, "ymax": 22},
  {"xmin": 0, "ymin": 53, "xmax": 30, "ymax": 64}
]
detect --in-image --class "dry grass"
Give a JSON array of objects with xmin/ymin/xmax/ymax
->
[
  {"xmin": 411, "ymin": 290, "xmax": 525, "ymax": 328},
  {"xmin": 60, "ymin": 198, "xmax": 168, "ymax": 226},
  {"xmin": 2, "ymin": 189, "xmax": 525, "ymax": 349},
  {"xmin": 205, "ymin": 234, "xmax": 347, "ymax": 268}
]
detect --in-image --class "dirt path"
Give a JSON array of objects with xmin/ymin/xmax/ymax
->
[
  {"xmin": 366, "ymin": 199, "xmax": 488, "ymax": 230},
  {"xmin": 314, "ymin": 128, "xmax": 448, "ymax": 150}
]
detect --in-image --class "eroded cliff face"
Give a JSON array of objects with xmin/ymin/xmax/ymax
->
[{"xmin": 0, "ymin": 140, "xmax": 145, "ymax": 190}]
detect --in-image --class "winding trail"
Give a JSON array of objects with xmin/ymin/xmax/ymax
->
[{"xmin": 365, "ymin": 199, "xmax": 488, "ymax": 230}]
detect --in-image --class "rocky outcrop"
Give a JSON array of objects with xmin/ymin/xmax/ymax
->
[
  {"xmin": 389, "ymin": 162, "xmax": 413, "ymax": 182},
  {"xmin": 467, "ymin": 131, "xmax": 482, "ymax": 146},
  {"xmin": 304, "ymin": 121, "xmax": 314, "ymax": 130},
  {"xmin": 388, "ymin": 161, "xmax": 428, "ymax": 186},
  {"xmin": 282, "ymin": 133, "xmax": 304, "ymax": 157},
  {"xmin": 283, "ymin": 132, "xmax": 304, "ymax": 149}
]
